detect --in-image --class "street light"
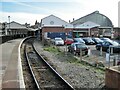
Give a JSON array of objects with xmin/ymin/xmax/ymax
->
[{"xmin": 8, "ymin": 16, "xmax": 10, "ymax": 35}]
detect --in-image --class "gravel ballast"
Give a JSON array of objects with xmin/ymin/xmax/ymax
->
[{"xmin": 33, "ymin": 40, "xmax": 105, "ymax": 89}]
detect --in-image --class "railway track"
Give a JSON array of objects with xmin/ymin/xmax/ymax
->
[{"xmin": 21, "ymin": 38, "xmax": 74, "ymax": 90}]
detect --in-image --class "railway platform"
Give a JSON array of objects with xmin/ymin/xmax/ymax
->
[{"xmin": 0, "ymin": 38, "xmax": 24, "ymax": 89}]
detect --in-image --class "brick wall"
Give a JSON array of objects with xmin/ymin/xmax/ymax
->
[
  {"xmin": 42, "ymin": 27, "xmax": 64, "ymax": 33},
  {"xmin": 41, "ymin": 27, "xmax": 73, "ymax": 41},
  {"xmin": 105, "ymin": 67, "xmax": 120, "ymax": 89}
]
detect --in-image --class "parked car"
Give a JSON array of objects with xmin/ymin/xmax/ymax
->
[
  {"xmin": 82, "ymin": 37, "xmax": 95, "ymax": 45},
  {"xmin": 92, "ymin": 37, "xmax": 103, "ymax": 44},
  {"xmin": 114, "ymin": 40, "xmax": 120, "ymax": 44},
  {"xmin": 117, "ymin": 60, "xmax": 120, "ymax": 65},
  {"xmin": 68, "ymin": 43, "xmax": 88, "ymax": 55},
  {"xmin": 54, "ymin": 37, "xmax": 64, "ymax": 46},
  {"xmin": 100, "ymin": 37, "xmax": 111, "ymax": 41},
  {"xmin": 64, "ymin": 38, "xmax": 74, "ymax": 45},
  {"xmin": 96, "ymin": 40, "xmax": 120, "ymax": 53},
  {"xmin": 74, "ymin": 38, "xmax": 85, "ymax": 44}
]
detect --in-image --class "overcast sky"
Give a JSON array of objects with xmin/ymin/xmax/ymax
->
[{"xmin": 0, "ymin": 0, "xmax": 119, "ymax": 27}]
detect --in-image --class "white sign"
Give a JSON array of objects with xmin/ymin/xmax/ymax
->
[{"xmin": 106, "ymin": 53, "xmax": 110, "ymax": 62}]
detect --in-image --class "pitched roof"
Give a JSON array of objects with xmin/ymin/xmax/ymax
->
[
  {"xmin": 41, "ymin": 15, "xmax": 73, "ymax": 28},
  {"xmin": 6, "ymin": 21, "xmax": 27, "ymax": 29},
  {"xmin": 75, "ymin": 21, "xmax": 100, "ymax": 29},
  {"xmin": 71, "ymin": 11, "xmax": 113, "ymax": 27}
]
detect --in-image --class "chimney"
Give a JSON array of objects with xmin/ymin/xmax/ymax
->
[
  {"xmin": 69, "ymin": 20, "xmax": 71, "ymax": 23},
  {"xmin": 73, "ymin": 18, "xmax": 75, "ymax": 21}
]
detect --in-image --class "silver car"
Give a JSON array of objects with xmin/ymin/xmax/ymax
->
[{"xmin": 54, "ymin": 37, "xmax": 64, "ymax": 46}]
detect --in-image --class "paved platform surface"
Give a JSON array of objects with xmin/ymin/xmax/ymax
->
[{"xmin": 0, "ymin": 39, "xmax": 23, "ymax": 89}]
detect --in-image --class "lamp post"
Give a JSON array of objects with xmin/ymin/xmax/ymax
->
[{"xmin": 8, "ymin": 16, "xmax": 10, "ymax": 35}]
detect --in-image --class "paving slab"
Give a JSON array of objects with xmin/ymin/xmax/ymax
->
[{"xmin": 0, "ymin": 39, "xmax": 23, "ymax": 89}]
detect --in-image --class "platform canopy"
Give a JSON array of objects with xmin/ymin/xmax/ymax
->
[
  {"xmin": 6, "ymin": 21, "xmax": 27, "ymax": 30},
  {"xmin": 27, "ymin": 28, "xmax": 39, "ymax": 31}
]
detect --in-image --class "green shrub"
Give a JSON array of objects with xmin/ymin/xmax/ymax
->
[{"xmin": 44, "ymin": 46, "xmax": 61, "ymax": 53}]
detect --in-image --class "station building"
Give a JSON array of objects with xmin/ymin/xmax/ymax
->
[
  {"xmin": 71, "ymin": 11, "xmax": 114, "ymax": 38},
  {"xmin": 40, "ymin": 15, "xmax": 73, "ymax": 41},
  {"xmin": 5, "ymin": 21, "xmax": 28, "ymax": 37},
  {"xmin": 40, "ymin": 11, "xmax": 115, "ymax": 41},
  {"xmin": 1, "ymin": 21, "xmax": 38, "ymax": 37}
]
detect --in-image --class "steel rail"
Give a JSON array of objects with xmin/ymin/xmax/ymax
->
[
  {"xmin": 32, "ymin": 43, "xmax": 74, "ymax": 90},
  {"xmin": 24, "ymin": 44, "xmax": 40, "ymax": 90}
]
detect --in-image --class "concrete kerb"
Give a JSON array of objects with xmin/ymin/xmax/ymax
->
[
  {"xmin": 18, "ymin": 36, "xmax": 34, "ymax": 89},
  {"xmin": 18, "ymin": 38, "xmax": 25, "ymax": 89}
]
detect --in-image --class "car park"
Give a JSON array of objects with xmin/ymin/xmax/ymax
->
[
  {"xmin": 96, "ymin": 40, "xmax": 120, "ymax": 53},
  {"xmin": 82, "ymin": 37, "xmax": 95, "ymax": 45},
  {"xmin": 92, "ymin": 37, "xmax": 103, "ymax": 44},
  {"xmin": 54, "ymin": 37, "xmax": 64, "ymax": 46},
  {"xmin": 64, "ymin": 38, "xmax": 74, "ymax": 45},
  {"xmin": 100, "ymin": 37, "xmax": 111, "ymax": 42},
  {"xmin": 68, "ymin": 42, "xmax": 88, "ymax": 55},
  {"xmin": 74, "ymin": 38, "xmax": 85, "ymax": 44},
  {"xmin": 117, "ymin": 60, "xmax": 120, "ymax": 65},
  {"xmin": 114, "ymin": 40, "xmax": 120, "ymax": 44}
]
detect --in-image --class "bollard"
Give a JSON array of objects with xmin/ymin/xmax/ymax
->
[
  {"xmin": 106, "ymin": 53, "xmax": 110, "ymax": 68},
  {"xmin": 64, "ymin": 48, "xmax": 67, "ymax": 56},
  {"xmin": 111, "ymin": 47, "xmax": 113, "ymax": 55}
]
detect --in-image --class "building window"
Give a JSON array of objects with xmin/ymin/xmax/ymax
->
[{"xmin": 50, "ymin": 21, "xmax": 54, "ymax": 25}]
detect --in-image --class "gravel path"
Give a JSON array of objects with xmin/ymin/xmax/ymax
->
[{"xmin": 33, "ymin": 40, "xmax": 105, "ymax": 89}]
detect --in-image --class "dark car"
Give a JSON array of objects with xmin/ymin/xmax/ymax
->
[
  {"xmin": 73, "ymin": 38, "xmax": 85, "ymax": 44},
  {"xmin": 117, "ymin": 60, "xmax": 120, "ymax": 65},
  {"xmin": 96, "ymin": 40, "xmax": 120, "ymax": 53},
  {"xmin": 100, "ymin": 37, "xmax": 111, "ymax": 42},
  {"xmin": 82, "ymin": 37, "xmax": 95, "ymax": 45},
  {"xmin": 64, "ymin": 38, "xmax": 74, "ymax": 45},
  {"xmin": 92, "ymin": 37, "xmax": 103, "ymax": 44},
  {"xmin": 68, "ymin": 43, "xmax": 88, "ymax": 55},
  {"xmin": 114, "ymin": 40, "xmax": 120, "ymax": 44}
]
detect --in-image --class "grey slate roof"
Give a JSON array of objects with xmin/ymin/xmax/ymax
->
[{"xmin": 71, "ymin": 11, "xmax": 113, "ymax": 27}]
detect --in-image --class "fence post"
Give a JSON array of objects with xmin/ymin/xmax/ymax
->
[
  {"xmin": 100, "ymin": 46, "xmax": 102, "ymax": 56},
  {"xmin": 108, "ymin": 47, "xmax": 111, "ymax": 68},
  {"xmin": 80, "ymin": 48, "xmax": 82, "ymax": 61},
  {"xmin": 88, "ymin": 48, "xmax": 91, "ymax": 56}
]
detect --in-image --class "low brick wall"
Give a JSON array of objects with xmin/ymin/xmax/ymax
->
[
  {"xmin": 105, "ymin": 66, "xmax": 120, "ymax": 89},
  {"xmin": 0, "ymin": 35, "xmax": 26, "ymax": 44},
  {"xmin": 0, "ymin": 35, "xmax": 13, "ymax": 44}
]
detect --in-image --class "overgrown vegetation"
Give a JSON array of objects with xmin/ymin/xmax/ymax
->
[
  {"xmin": 43, "ymin": 46, "xmax": 105, "ymax": 73},
  {"xmin": 43, "ymin": 46, "xmax": 61, "ymax": 53}
]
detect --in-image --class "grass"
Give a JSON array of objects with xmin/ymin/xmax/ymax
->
[
  {"xmin": 43, "ymin": 46, "xmax": 61, "ymax": 53},
  {"xmin": 43, "ymin": 45, "xmax": 105, "ymax": 73}
]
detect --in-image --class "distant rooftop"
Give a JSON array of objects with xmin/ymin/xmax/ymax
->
[{"xmin": 71, "ymin": 11, "xmax": 113, "ymax": 27}]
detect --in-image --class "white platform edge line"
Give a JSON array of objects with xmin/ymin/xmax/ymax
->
[
  {"xmin": 18, "ymin": 38, "xmax": 26, "ymax": 89},
  {"xmin": 18, "ymin": 36, "xmax": 33, "ymax": 89}
]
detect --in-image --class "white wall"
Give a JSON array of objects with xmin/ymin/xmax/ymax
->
[{"xmin": 41, "ymin": 15, "xmax": 73, "ymax": 28}]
